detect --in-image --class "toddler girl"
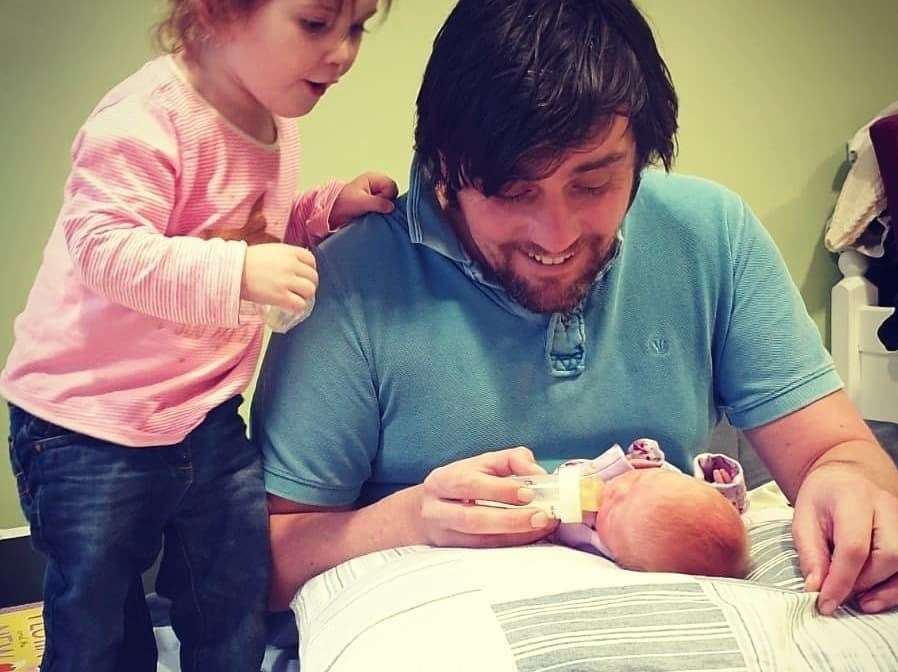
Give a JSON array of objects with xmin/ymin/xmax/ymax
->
[{"xmin": 2, "ymin": 1, "xmax": 395, "ymax": 670}]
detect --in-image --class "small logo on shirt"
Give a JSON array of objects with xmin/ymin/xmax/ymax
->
[{"xmin": 648, "ymin": 335, "xmax": 669, "ymax": 356}]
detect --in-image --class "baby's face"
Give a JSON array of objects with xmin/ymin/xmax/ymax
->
[{"xmin": 593, "ymin": 469, "xmax": 708, "ymax": 558}]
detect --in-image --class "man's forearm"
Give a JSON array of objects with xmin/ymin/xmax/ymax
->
[
  {"xmin": 268, "ymin": 486, "xmax": 423, "ymax": 610},
  {"xmin": 747, "ymin": 391, "xmax": 898, "ymax": 502}
]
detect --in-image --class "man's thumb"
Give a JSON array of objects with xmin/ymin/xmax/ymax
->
[{"xmin": 792, "ymin": 506, "xmax": 830, "ymax": 593}]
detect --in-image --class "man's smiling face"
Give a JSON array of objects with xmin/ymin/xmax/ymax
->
[{"xmin": 448, "ymin": 115, "xmax": 637, "ymax": 314}]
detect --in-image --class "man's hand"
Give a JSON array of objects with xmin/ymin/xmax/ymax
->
[
  {"xmin": 746, "ymin": 391, "xmax": 898, "ymax": 616},
  {"xmin": 413, "ymin": 446, "xmax": 558, "ymax": 548},
  {"xmin": 330, "ymin": 172, "xmax": 399, "ymax": 229},
  {"xmin": 793, "ymin": 463, "xmax": 898, "ymax": 615}
]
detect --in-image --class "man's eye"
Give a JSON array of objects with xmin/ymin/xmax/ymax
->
[
  {"xmin": 577, "ymin": 183, "xmax": 610, "ymax": 196},
  {"xmin": 497, "ymin": 190, "xmax": 533, "ymax": 203}
]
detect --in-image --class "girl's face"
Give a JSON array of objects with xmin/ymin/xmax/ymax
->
[{"xmin": 218, "ymin": 0, "xmax": 379, "ymax": 118}]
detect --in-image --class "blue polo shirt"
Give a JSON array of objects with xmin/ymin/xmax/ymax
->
[{"xmin": 252, "ymin": 164, "xmax": 841, "ymax": 507}]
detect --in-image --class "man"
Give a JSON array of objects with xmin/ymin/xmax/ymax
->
[{"xmin": 253, "ymin": 0, "xmax": 898, "ymax": 616}]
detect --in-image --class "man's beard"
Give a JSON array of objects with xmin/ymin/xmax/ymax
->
[{"xmin": 491, "ymin": 237, "xmax": 615, "ymax": 314}]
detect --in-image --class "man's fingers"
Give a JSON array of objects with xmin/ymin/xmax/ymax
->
[
  {"xmin": 499, "ymin": 446, "xmax": 547, "ymax": 477},
  {"xmin": 431, "ymin": 469, "xmax": 534, "ymax": 505},
  {"xmin": 432, "ymin": 499, "xmax": 555, "ymax": 535},
  {"xmin": 453, "ymin": 528, "xmax": 557, "ymax": 549},
  {"xmin": 854, "ymin": 498, "xmax": 898, "ymax": 593},
  {"xmin": 817, "ymin": 499, "xmax": 873, "ymax": 615},
  {"xmin": 855, "ymin": 572, "xmax": 898, "ymax": 614},
  {"xmin": 792, "ymin": 503, "xmax": 831, "ymax": 595},
  {"xmin": 421, "ymin": 446, "xmax": 552, "ymax": 544},
  {"xmin": 425, "ymin": 447, "xmax": 545, "ymax": 503}
]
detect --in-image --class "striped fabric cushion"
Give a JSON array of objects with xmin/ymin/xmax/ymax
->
[{"xmin": 293, "ymin": 506, "xmax": 898, "ymax": 672}]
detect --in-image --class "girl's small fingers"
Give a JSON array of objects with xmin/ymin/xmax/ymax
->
[
  {"xmin": 289, "ymin": 246, "xmax": 317, "ymax": 271},
  {"xmin": 288, "ymin": 277, "xmax": 318, "ymax": 301}
]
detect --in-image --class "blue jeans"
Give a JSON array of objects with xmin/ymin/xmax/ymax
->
[{"xmin": 7, "ymin": 397, "xmax": 270, "ymax": 672}]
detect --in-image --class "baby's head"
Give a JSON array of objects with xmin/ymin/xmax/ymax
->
[
  {"xmin": 594, "ymin": 468, "xmax": 749, "ymax": 578},
  {"xmin": 154, "ymin": 0, "xmax": 389, "ymax": 117}
]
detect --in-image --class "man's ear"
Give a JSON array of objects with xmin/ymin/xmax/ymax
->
[
  {"xmin": 433, "ymin": 181, "xmax": 449, "ymax": 210},
  {"xmin": 433, "ymin": 153, "xmax": 456, "ymax": 208}
]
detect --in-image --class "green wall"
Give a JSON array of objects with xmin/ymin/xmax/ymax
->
[{"xmin": 1, "ymin": 1, "xmax": 896, "ymax": 527}]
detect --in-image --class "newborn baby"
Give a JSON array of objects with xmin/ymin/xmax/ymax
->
[{"xmin": 553, "ymin": 439, "xmax": 750, "ymax": 578}]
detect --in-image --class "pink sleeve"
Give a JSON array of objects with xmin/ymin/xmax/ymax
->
[
  {"xmin": 61, "ymin": 105, "xmax": 245, "ymax": 327},
  {"xmin": 285, "ymin": 180, "xmax": 346, "ymax": 247}
]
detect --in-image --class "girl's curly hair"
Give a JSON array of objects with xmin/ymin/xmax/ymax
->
[
  {"xmin": 155, "ymin": 1, "xmax": 260, "ymax": 55},
  {"xmin": 154, "ymin": 0, "xmax": 390, "ymax": 57}
]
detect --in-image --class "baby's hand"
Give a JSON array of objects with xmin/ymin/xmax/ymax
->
[
  {"xmin": 241, "ymin": 243, "xmax": 318, "ymax": 314},
  {"xmin": 329, "ymin": 172, "xmax": 399, "ymax": 229},
  {"xmin": 713, "ymin": 468, "xmax": 732, "ymax": 484}
]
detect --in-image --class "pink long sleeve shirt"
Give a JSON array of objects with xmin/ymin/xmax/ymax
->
[{"xmin": 0, "ymin": 56, "xmax": 343, "ymax": 447}]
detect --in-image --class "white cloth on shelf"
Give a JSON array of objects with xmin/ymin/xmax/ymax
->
[{"xmin": 825, "ymin": 101, "xmax": 898, "ymax": 253}]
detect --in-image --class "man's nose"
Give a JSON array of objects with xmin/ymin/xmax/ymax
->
[{"xmin": 529, "ymin": 200, "xmax": 580, "ymax": 254}]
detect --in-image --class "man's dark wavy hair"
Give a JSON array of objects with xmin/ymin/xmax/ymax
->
[{"xmin": 414, "ymin": 0, "xmax": 678, "ymax": 198}]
